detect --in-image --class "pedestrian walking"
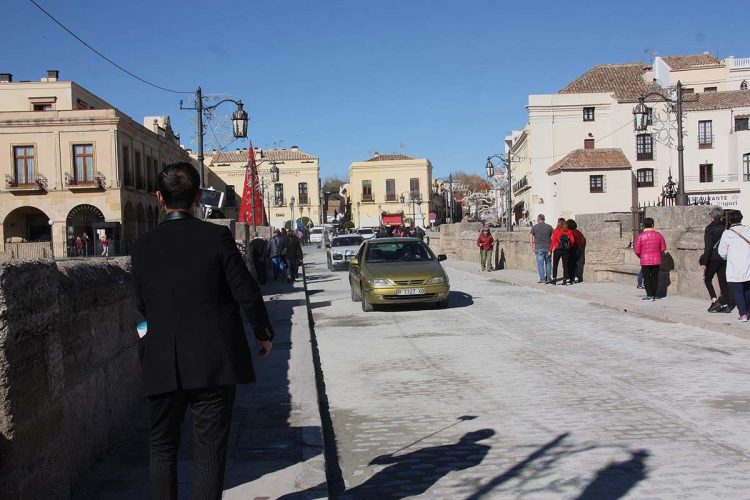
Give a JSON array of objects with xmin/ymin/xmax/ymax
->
[
  {"xmin": 718, "ymin": 210, "xmax": 750, "ymax": 322},
  {"xmin": 267, "ymin": 229, "xmax": 287, "ymax": 280},
  {"xmin": 477, "ymin": 227, "xmax": 494, "ymax": 272},
  {"xmin": 567, "ymin": 219, "xmax": 586, "ymax": 283},
  {"xmin": 549, "ymin": 218, "xmax": 575, "ymax": 285},
  {"xmin": 131, "ymin": 162, "xmax": 275, "ymax": 499},
  {"xmin": 285, "ymin": 231, "xmax": 304, "ymax": 282},
  {"xmin": 529, "ymin": 214, "xmax": 553, "ymax": 283},
  {"xmin": 100, "ymin": 234, "xmax": 110, "ymax": 257},
  {"xmin": 634, "ymin": 217, "xmax": 666, "ymax": 301},
  {"xmin": 75, "ymin": 235, "xmax": 84, "ymax": 257},
  {"xmin": 700, "ymin": 206, "xmax": 734, "ymax": 313},
  {"xmin": 249, "ymin": 232, "xmax": 268, "ymax": 285}
]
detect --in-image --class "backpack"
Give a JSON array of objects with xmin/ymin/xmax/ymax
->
[{"xmin": 559, "ymin": 234, "xmax": 571, "ymax": 250}]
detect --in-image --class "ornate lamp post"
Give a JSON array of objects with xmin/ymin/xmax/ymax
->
[
  {"xmin": 632, "ymin": 81, "xmax": 697, "ymax": 206},
  {"xmin": 289, "ymin": 196, "xmax": 295, "ymax": 230},
  {"xmin": 180, "ymin": 88, "xmax": 248, "ymax": 188},
  {"xmin": 485, "ymin": 155, "xmax": 512, "ymax": 231}
]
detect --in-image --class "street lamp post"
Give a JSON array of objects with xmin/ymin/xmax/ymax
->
[
  {"xmin": 289, "ymin": 196, "xmax": 295, "ymax": 230},
  {"xmin": 632, "ymin": 80, "xmax": 697, "ymax": 206},
  {"xmin": 180, "ymin": 88, "xmax": 249, "ymax": 188},
  {"xmin": 485, "ymin": 155, "xmax": 513, "ymax": 231}
]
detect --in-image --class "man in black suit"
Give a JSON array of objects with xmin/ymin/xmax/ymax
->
[{"xmin": 132, "ymin": 162, "xmax": 274, "ymax": 499}]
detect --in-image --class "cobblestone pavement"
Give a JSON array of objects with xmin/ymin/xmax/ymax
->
[{"xmin": 304, "ymin": 247, "xmax": 750, "ymax": 499}]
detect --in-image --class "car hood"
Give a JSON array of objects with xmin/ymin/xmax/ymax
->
[
  {"xmin": 330, "ymin": 245, "xmax": 360, "ymax": 253},
  {"xmin": 364, "ymin": 260, "xmax": 446, "ymax": 281}
]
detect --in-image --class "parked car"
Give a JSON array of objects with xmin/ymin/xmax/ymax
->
[
  {"xmin": 357, "ymin": 227, "xmax": 376, "ymax": 240},
  {"xmin": 349, "ymin": 237, "xmax": 449, "ymax": 312},
  {"xmin": 310, "ymin": 226, "xmax": 324, "ymax": 244},
  {"xmin": 327, "ymin": 234, "xmax": 364, "ymax": 271}
]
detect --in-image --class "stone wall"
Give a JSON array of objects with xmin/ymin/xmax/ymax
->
[
  {"xmin": 0, "ymin": 258, "xmax": 141, "ymax": 498},
  {"xmin": 428, "ymin": 206, "xmax": 716, "ymax": 300}
]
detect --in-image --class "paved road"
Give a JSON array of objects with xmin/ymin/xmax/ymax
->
[{"xmin": 305, "ymin": 246, "xmax": 750, "ymax": 499}]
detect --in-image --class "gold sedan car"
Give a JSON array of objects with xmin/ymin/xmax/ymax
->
[{"xmin": 349, "ymin": 237, "xmax": 450, "ymax": 312}]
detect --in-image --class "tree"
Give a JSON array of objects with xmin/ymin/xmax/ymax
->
[
  {"xmin": 322, "ymin": 176, "xmax": 346, "ymax": 199},
  {"xmin": 450, "ymin": 171, "xmax": 490, "ymax": 193}
]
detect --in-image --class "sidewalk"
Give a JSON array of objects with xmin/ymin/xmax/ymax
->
[
  {"xmin": 72, "ymin": 276, "xmax": 326, "ymax": 500},
  {"xmin": 444, "ymin": 259, "xmax": 747, "ymax": 341}
]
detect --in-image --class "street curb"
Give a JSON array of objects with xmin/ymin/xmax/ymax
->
[{"xmin": 447, "ymin": 265, "xmax": 747, "ymax": 342}]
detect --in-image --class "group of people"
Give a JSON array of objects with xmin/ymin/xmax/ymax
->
[
  {"xmin": 249, "ymin": 228, "xmax": 304, "ymax": 284},
  {"xmin": 376, "ymin": 225, "xmax": 425, "ymax": 239},
  {"xmin": 67, "ymin": 232, "xmax": 110, "ymax": 257},
  {"xmin": 528, "ymin": 215, "xmax": 586, "ymax": 284}
]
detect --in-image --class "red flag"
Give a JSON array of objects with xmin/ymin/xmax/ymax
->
[{"xmin": 238, "ymin": 141, "xmax": 266, "ymax": 226}]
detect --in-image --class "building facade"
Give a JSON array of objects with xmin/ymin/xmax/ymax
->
[
  {"xmin": 0, "ymin": 71, "xmax": 191, "ymax": 257},
  {"xmin": 204, "ymin": 146, "xmax": 321, "ymax": 228},
  {"xmin": 506, "ymin": 54, "xmax": 750, "ymax": 221},
  {"xmin": 348, "ymin": 153, "xmax": 432, "ymax": 228}
]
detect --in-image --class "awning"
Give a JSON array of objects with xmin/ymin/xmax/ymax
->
[{"xmin": 381, "ymin": 213, "xmax": 403, "ymax": 226}]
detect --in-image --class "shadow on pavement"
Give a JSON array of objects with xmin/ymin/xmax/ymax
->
[{"xmin": 575, "ymin": 449, "xmax": 649, "ymax": 500}]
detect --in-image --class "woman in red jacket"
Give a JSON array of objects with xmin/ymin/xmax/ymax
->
[
  {"xmin": 476, "ymin": 227, "xmax": 495, "ymax": 271},
  {"xmin": 634, "ymin": 217, "xmax": 667, "ymax": 301},
  {"xmin": 549, "ymin": 218, "xmax": 575, "ymax": 285}
]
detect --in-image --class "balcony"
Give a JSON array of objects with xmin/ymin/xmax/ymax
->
[
  {"xmin": 65, "ymin": 171, "xmax": 106, "ymax": 190},
  {"xmin": 686, "ymin": 174, "xmax": 738, "ymax": 184},
  {"xmin": 512, "ymin": 175, "xmax": 531, "ymax": 194},
  {"xmin": 698, "ymin": 135, "xmax": 714, "ymax": 149},
  {"xmin": 5, "ymin": 174, "xmax": 48, "ymax": 192},
  {"xmin": 362, "ymin": 193, "xmax": 375, "ymax": 203}
]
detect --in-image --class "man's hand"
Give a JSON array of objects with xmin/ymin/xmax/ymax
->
[{"xmin": 256, "ymin": 339, "xmax": 272, "ymax": 358}]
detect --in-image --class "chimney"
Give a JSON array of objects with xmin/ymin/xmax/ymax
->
[
  {"xmin": 0, "ymin": 73, "xmax": 12, "ymax": 83},
  {"xmin": 291, "ymin": 145, "xmax": 299, "ymax": 151},
  {"xmin": 47, "ymin": 70, "xmax": 59, "ymax": 81}
]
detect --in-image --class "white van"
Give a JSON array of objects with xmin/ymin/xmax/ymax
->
[{"xmin": 310, "ymin": 226, "xmax": 324, "ymax": 244}]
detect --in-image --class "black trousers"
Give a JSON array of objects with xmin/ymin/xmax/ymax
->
[
  {"xmin": 642, "ymin": 265, "xmax": 660, "ymax": 297},
  {"xmin": 149, "ymin": 385, "xmax": 236, "ymax": 500},
  {"xmin": 704, "ymin": 259, "xmax": 733, "ymax": 305},
  {"xmin": 574, "ymin": 248, "xmax": 585, "ymax": 282},
  {"xmin": 253, "ymin": 258, "xmax": 267, "ymax": 285},
  {"xmin": 552, "ymin": 249, "xmax": 571, "ymax": 282}
]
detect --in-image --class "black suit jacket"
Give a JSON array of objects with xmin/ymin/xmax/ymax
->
[{"xmin": 132, "ymin": 212, "xmax": 274, "ymax": 396}]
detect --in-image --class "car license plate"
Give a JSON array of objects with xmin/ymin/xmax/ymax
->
[{"xmin": 397, "ymin": 288, "xmax": 426, "ymax": 296}]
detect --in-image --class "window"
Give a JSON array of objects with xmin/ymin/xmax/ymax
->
[
  {"xmin": 274, "ymin": 183, "xmax": 284, "ymax": 206},
  {"xmin": 385, "ymin": 179, "xmax": 396, "ymax": 201},
  {"xmin": 146, "ymin": 156, "xmax": 154, "ymax": 191},
  {"xmin": 589, "ymin": 175, "xmax": 604, "ymax": 193},
  {"xmin": 32, "ymin": 103, "xmax": 53, "ymax": 111},
  {"xmin": 735, "ymin": 117, "xmax": 749, "ymax": 132},
  {"xmin": 409, "ymin": 178, "xmax": 420, "ymax": 198},
  {"xmin": 742, "ymin": 80, "xmax": 748, "ymax": 91},
  {"xmin": 699, "ymin": 163, "xmax": 713, "ymax": 183},
  {"xmin": 636, "ymin": 134, "xmax": 654, "ymax": 160},
  {"xmin": 298, "ymin": 182, "xmax": 309, "ymax": 205},
  {"xmin": 362, "ymin": 180, "xmax": 373, "ymax": 202},
  {"xmin": 122, "ymin": 145, "xmax": 132, "ymax": 186},
  {"xmin": 73, "ymin": 144, "xmax": 95, "ymax": 183},
  {"xmin": 584, "ymin": 138, "xmax": 595, "ymax": 150},
  {"xmin": 13, "ymin": 145, "xmax": 35, "ymax": 184},
  {"xmin": 743, "ymin": 154, "xmax": 750, "ymax": 181},
  {"xmin": 135, "ymin": 151, "xmax": 144, "ymax": 189},
  {"xmin": 636, "ymin": 168, "xmax": 655, "ymax": 187},
  {"xmin": 698, "ymin": 120, "xmax": 713, "ymax": 148},
  {"xmin": 703, "ymin": 87, "xmax": 717, "ymax": 93},
  {"xmin": 583, "ymin": 107, "xmax": 595, "ymax": 121},
  {"xmin": 683, "ymin": 88, "xmax": 695, "ymax": 94},
  {"xmin": 225, "ymin": 185, "xmax": 236, "ymax": 207}
]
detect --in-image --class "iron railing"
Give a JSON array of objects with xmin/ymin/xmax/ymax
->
[
  {"xmin": 2, "ymin": 240, "xmax": 133, "ymax": 261},
  {"xmin": 64, "ymin": 171, "xmax": 106, "ymax": 188},
  {"xmin": 5, "ymin": 173, "xmax": 48, "ymax": 190}
]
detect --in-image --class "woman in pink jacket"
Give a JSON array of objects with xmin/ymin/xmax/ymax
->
[{"xmin": 634, "ymin": 217, "xmax": 667, "ymax": 301}]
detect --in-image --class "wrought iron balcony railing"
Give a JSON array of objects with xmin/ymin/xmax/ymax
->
[
  {"xmin": 65, "ymin": 171, "xmax": 106, "ymax": 188},
  {"xmin": 5, "ymin": 173, "xmax": 48, "ymax": 191}
]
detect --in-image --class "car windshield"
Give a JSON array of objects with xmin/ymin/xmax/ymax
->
[
  {"xmin": 332, "ymin": 236, "xmax": 363, "ymax": 247},
  {"xmin": 311, "ymin": 228, "xmax": 322, "ymax": 234},
  {"xmin": 365, "ymin": 241, "xmax": 433, "ymax": 263}
]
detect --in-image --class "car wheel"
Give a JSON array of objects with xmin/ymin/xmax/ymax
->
[
  {"xmin": 436, "ymin": 299, "xmax": 449, "ymax": 309},
  {"xmin": 350, "ymin": 280, "xmax": 360, "ymax": 302},
  {"xmin": 361, "ymin": 286, "xmax": 374, "ymax": 312},
  {"xmin": 327, "ymin": 258, "xmax": 331, "ymax": 270}
]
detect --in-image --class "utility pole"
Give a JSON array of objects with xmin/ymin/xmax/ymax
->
[{"xmin": 196, "ymin": 87, "xmax": 205, "ymax": 187}]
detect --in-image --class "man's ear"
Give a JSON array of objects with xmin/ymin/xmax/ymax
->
[
  {"xmin": 156, "ymin": 191, "xmax": 167, "ymax": 209},
  {"xmin": 193, "ymin": 190, "xmax": 202, "ymax": 205}
]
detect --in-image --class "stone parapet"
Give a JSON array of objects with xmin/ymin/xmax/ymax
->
[{"xmin": 0, "ymin": 257, "xmax": 141, "ymax": 498}]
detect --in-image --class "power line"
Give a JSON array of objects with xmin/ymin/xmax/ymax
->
[{"xmin": 28, "ymin": 0, "xmax": 192, "ymax": 94}]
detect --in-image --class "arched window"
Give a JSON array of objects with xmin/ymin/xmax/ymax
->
[
  {"xmin": 743, "ymin": 153, "xmax": 750, "ymax": 181},
  {"xmin": 741, "ymin": 80, "xmax": 748, "ymax": 91}
]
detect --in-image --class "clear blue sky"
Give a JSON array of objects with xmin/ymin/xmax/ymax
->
[{"xmin": 2, "ymin": 0, "xmax": 746, "ymax": 178}]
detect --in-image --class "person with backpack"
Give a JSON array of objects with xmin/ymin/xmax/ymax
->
[
  {"xmin": 567, "ymin": 219, "xmax": 586, "ymax": 283},
  {"xmin": 700, "ymin": 206, "xmax": 733, "ymax": 313},
  {"xmin": 634, "ymin": 217, "xmax": 667, "ymax": 301},
  {"xmin": 718, "ymin": 210, "xmax": 750, "ymax": 322},
  {"xmin": 476, "ymin": 227, "xmax": 495, "ymax": 272},
  {"xmin": 549, "ymin": 218, "xmax": 575, "ymax": 285}
]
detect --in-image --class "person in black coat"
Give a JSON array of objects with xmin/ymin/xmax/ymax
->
[
  {"xmin": 700, "ymin": 206, "xmax": 734, "ymax": 313},
  {"xmin": 132, "ymin": 162, "xmax": 274, "ymax": 500}
]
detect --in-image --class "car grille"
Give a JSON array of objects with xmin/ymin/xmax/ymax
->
[
  {"xmin": 394, "ymin": 279, "xmax": 425, "ymax": 286},
  {"xmin": 383, "ymin": 293, "xmax": 436, "ymax": 300}
]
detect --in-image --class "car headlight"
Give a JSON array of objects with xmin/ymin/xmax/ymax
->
[
  {"xmin": 427, "ymin": 276, "xmax": 447, "ymax": 284},
  {"xmin": 332, "ymin": 252, "xmax": 343, "ymax": 260},
  {"xmin": 370, "ymin": 278, "xmax": 395, "ymax": 287}
]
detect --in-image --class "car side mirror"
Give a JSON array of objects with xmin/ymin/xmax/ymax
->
[
  {"xmin": 438, "ymin": 254, "xmax": 447, "ymax": 262},
  {"xmin": 349, "ymin": 258, "xmax": 359, "ymax": 266}
]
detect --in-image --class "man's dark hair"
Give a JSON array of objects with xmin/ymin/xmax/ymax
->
[
  {"xmin": 158, "ymin": 162, "xmax": 200, "ymax": 210},
  {"xmin": 643, "ymin": 217, "xmax": 655, "ymax": 229},
  {"xmin": 727, "ymin": 210, "xmax": 743, "ymax": 225},
  {"xmin": 566, "ymin": 219, "xmax": 577, "ymax": 230}
]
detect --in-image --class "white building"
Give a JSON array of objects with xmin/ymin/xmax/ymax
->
[{"xmin": 507, "ymin": 53, "xmax": 750, "ymax": 221}]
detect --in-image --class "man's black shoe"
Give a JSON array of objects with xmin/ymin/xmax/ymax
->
[{"xmin": 708, "ymin": 301, "xmax": 724, "ymax": 313}]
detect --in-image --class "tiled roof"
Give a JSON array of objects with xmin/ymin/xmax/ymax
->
[
  {"xmin": 661, "ymin": 54, "xmax": 722, "ymax": 71},
  {"xmin": 682, "ymin": 90, "xmax": 750, "ymax": 112},
  {"xmin": 207, "ymin": 147, "xmax": 317, "ymax": 163},
  {"xmin": 546, "ymin": 148, "xmax": 632, "ymax": 174},
  {"xmin": 207, "ymin": 150, "xmax": 249, "ymax": 163},
  {"xmin": 365, "ymin": 153, "xmax": 415, "ymax": 162},
  {"xmin": 559, "ymin": 63, "xmax": 651, "ymax": 102}
]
